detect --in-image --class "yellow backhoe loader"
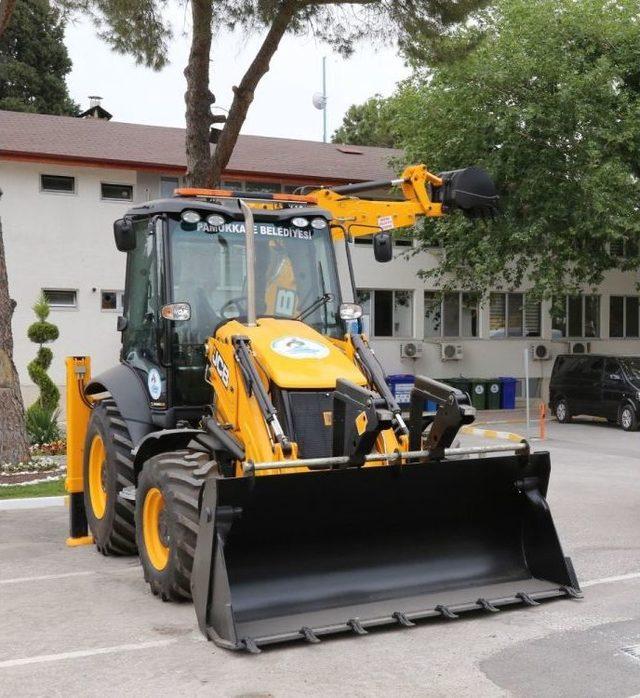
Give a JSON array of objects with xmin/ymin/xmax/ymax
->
[{"xmin": 65, "ymin": 164, "xmax": 580, "ymax": 652}]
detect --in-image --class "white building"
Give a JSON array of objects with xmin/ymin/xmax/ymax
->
[{"xmin": 2, "ymin": 108, "xmax": 639, "ymax": 408}]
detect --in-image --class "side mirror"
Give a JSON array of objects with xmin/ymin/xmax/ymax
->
[
  {"xmin": 373, "ymin": 231, "xmax": 393, "ymax": 263},
  {"xmin": 114, "ymin": 218, "xmax": 136, "ymax": 252},
  {"xmin": 339, "ymin": 303, "xmax": 363, "ymax": 321}
]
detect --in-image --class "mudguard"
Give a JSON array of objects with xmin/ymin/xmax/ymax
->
[{"xmin": 85, "ymin": 364, "xmax": 154, "ymax": 448}]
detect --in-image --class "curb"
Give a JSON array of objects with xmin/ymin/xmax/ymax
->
[{"xmin": 0, "ymin": 496, "xmax": 66, "ymax": 511}]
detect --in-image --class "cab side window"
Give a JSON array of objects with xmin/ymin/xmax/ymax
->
[{"xmin": 122, "ymin": 219, "xmax": 159, "ymax": 364}]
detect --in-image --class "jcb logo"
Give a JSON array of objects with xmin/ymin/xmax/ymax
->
[{"xmin": 212, "ymin": 350, "xmax": 230, "ymax": 388}]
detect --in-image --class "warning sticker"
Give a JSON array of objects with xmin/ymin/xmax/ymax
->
[{"xmin": 377, "ymin": 215, "xmax": 394, "ymax": 231}]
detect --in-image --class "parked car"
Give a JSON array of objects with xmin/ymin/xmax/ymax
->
[{"xmin": 549, "ymin": 354, "xmax": 640, "ymax": 431}]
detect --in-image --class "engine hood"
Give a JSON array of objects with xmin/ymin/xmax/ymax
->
[{"xmin": 216, "ymin": 318, "xmax": 367, "ymax": 390}]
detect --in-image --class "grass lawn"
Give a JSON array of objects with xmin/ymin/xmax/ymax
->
[{"xmin": 0, "ymin": 479, "xmax": 66, "ymax": 499}]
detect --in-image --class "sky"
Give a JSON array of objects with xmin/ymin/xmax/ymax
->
[{"xmin": 64, "ymin": 8, "xmax": 410, "ymax": 142}]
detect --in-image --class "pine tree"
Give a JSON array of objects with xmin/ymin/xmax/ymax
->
[
  {"xmin": 0, "ymin": 192, "xmax": 30, "ymax": 464},
  {"xmin": 0, "ymin": 0, "xmax": 78, "ymax": 114}
]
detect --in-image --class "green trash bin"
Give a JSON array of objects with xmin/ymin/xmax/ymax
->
[
  {"xmin": 468, "ymin": 378, "xmax": 487, "ymax": 410},
  {"xmin": 485, "ymin": 378, "xmax": 502, "ymax": 410},
  {"xmin": 443, "ymin": 377, "xmax": 472, "ymax": 402}
]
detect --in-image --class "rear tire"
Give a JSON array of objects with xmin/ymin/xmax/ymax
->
[
  {"xmin": 136, "ymin": 450, "xmax": 216, "ymax": 601},
  {"xmin": 554, "ymin": 398, "xmax": 572, "ymax": 423},
  {"xmin": 619, "ymin": 404, "xmax": 638, "ymax": 432},
  {"xmin": 83, "ymin": 399, "xmax": 137, "ymax": 555}
]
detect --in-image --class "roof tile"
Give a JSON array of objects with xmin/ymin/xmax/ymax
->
[{"xmin": 0, "ymin": 110, "xmax": 401, "ymax": 182}]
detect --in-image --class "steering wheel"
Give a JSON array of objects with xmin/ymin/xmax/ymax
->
[{"xmin": 220, "ymin": 296, "xmax": 247, "ymax": 319}]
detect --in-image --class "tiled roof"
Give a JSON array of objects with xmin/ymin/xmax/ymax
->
[{"xmin": 0, "ymin": 110, "xmax": 401, "ymax": 183}]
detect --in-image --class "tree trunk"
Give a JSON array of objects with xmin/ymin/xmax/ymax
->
[
  {"xmin": 209, "ymin": 1, "xmax": 297, "ymax": 186},
  {"xmin": 0, "ymin": 192, "xmax": 30, "ymax": 464},
  {"xmin": 184, "ymin": 0, "xmax": 214, "ymax": 187},
  {"xmin": 0, "ymin": 0, "xmax": 16, "ymax": 36}
]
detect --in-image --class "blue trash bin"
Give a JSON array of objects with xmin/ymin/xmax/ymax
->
[
  {"xmin": 386, "ymin": 374, "xmax": 416, "ymax": 407},
  {"xmin": 425, "ymin": 399, "xmax": 438, "ymax": 413},
  {"xmin": 499, "ymin": 377, "xmax": 517, "ymax": 409}
]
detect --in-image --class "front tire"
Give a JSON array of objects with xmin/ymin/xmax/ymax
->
[
  {"xmin": 619, "ymin": 404, "xmax": 638, "ymax": 432},
  {"xmin": 83, "ymin": 399, "xmax": 137, "ymax": 555},
  {"xmin": 555, "ymin": 398, "xmax": 572, "ymax": 423},
  {"xmin": 136, "ymin": 450, "xmax": 215, "ymax": 601}
]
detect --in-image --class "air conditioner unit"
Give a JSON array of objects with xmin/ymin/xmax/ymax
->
[
  {"xmin": 400, "ymin": 341, "xmax": 423, "ymax": 359},
  {"xmin": 531, "ymin": 344, "xmax": 551, "ymax": 360},
  {"xmin": 441, "ymin": 343, "xmax": 463, "ymax": 361},
  {"xmin": 569, "ymin": 341, "xmax": 591, "ymax": 354}
]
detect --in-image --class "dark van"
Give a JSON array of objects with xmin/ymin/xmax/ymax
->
[{"xmin": 549, "ymin": 354, "xmax": 640, "ymax": 431}]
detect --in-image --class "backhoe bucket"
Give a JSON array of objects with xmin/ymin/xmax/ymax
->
[{"xmin": 192, "ymin": 451, "xmax": 579, "ymax": 652}]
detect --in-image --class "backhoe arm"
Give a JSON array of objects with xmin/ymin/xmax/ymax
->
[{"xmin": 311, "ymin": 164, "xmax": 498, "ymax": 238}]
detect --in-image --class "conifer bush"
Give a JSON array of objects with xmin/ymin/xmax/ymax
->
[{"xmin": 26, "ymin": 294, "xmax": 60, "ymax": 442}]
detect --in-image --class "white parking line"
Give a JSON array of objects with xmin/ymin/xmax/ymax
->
[
  {"xmin": 0, "ymin": 639, "xmax": 178, "ymax": 669},
  {"xmin": 0, "ymin": 571, "xmax": 94, "ymax": 585},
  {"xmin": 0, "ymin": 496, "xmax": 65, "ymax": 511},
  {"xmin": 581, "ymin": 572, "xmax": 640, "ymax": 588}
]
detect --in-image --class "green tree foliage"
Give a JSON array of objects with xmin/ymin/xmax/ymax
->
[
  {"xmin": 386, "ymin": 0, "xmax": 640, "ymax": 299},
  {"xmin": 332, "ymin": 95, "xmax": 401, "ymax": 148},
  {"xmin": 0, "ymin": 0, "xmax": 78, "ymax": 114},
  {"xmin": 26, "ymin": 294, "xmax": 60, "ymax": 418},
  {"xmin": 67, "ymin": 0, "xmax": 488, "ymax": 186}
]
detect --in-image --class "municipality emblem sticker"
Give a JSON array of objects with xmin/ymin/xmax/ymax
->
[
  {"xmin": 270, "ymin": 336, "xmax": 330, "ymax": 360},
  {"xmin": 147, "ymin": 368, "xmax": 162, "ymax": 400}
]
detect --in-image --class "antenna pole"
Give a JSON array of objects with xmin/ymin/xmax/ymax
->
[{"xmin": 322, "ymin": 56, "xmax": 327, "ymax": 143}]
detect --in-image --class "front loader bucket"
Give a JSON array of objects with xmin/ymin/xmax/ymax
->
[{"xmin": 192, "ymin": 452, "xmax": 580, "ymax": 652}]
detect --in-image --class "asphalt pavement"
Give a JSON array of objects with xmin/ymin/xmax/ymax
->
[{"xmin": 1, "ymin": 418, "xmax": 639, "ymax": 697}]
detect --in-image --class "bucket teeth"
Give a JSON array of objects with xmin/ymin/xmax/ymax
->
[
  {"xmin": 347, "ymin": 618, "xmax": 368, "ymax": 635},
  {"xmin": 435, "ymin": 605, "xmax": 459, "ymax": 620},
  {"xmin": 392, "ymin": 611, "xmax": 416, "ymax": 627},
  {"xmin": 300, "ymin": 626, "xmax": 321, "ymax": 644},
  {"xmin": 561, "ymin": 585, "xmax": 583, "ymax": 599},
  {"xmin": 240, "ymin": 637, "xmax": 261, "ymax": 654},
  {"xmin": 477, "ymin": 598, "xmax": 500, "ymax": 613},
  {"xmin": 516, "ymin": 592, "xmax": 540, "ymax": 606}
]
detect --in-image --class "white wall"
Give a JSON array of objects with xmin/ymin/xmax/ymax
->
[
  {"xmin": 3, "ymin": 157, "xmax": 640, "ymax": 407},
  {"xmin": 337, "ymin": 240, "xmax": 640, "ymax": 399},
  {"xmin": 0, "ymin": 161, "xmax": 162, "ymax": 405}
]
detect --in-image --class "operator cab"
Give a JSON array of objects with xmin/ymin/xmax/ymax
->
[{"xmin": 114, "ymin": 195, "xmax": 344, "ymax": 424}]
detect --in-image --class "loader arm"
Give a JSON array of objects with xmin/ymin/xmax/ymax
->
[{"xmin": 310, "ymin": 163, "xmax": 498, "ymax": 238}]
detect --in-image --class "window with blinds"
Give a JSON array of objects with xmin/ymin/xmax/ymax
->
[{"xmin": 490, "ymin": 293, "xmax": 541, "ymax": 338}]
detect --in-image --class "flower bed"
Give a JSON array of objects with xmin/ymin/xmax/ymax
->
[{"xmin": 0, "ymin": 455, "xmax": 66, "ymax": 487}]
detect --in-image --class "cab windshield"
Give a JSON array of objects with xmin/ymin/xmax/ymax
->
[{"xmin": 168, "ymin": 216, "xmax": 342, "ymax": 346}]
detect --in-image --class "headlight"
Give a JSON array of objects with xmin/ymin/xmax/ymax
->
[
  {"xmin": 291, "ymin": 216, "xmax": 309, "ymax": 228},
  {"xmin": 311, "ymin": 217, "xmax": 328, "ymax": 229},
  {"xmin": 181, "ymin": 210, "xmax": 201, "ymax": 224},
  {"xmin": 206, "ymin": 214, "xmax": 226, "ymax": 227},
  {"xmin": 635, "ymin": 391, "xmax": 640, "ymax": 401}
]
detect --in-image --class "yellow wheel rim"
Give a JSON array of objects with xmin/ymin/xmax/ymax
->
[
  {"xmin": 88, "ymin": 434, "xmax": 107, "ymax": 519},
  {"xmin": 143, "ymin": 487, "xmax": 169, "ymax": 571}
]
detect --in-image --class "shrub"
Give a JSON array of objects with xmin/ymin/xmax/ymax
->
[
  {"xmin": 25, "ymin": 404, "xmax": 61, "ymax": 445},
  {"xmin": 26, "ymin": 293, "xmax": 60, "ymax": 416}
]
